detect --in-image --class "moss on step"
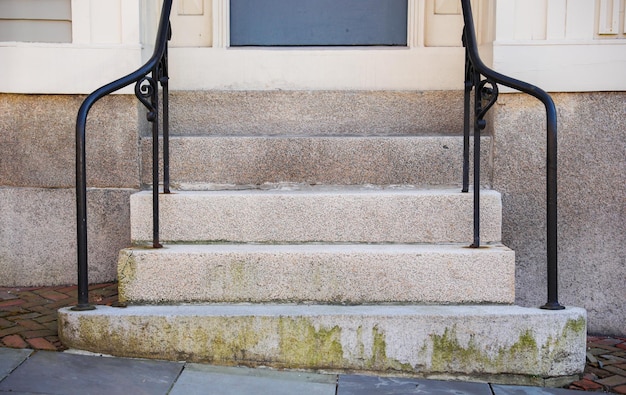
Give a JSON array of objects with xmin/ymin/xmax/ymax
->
[{"xmin": 277, "ymin": 317, "xmax": 344, "ymax": 368}]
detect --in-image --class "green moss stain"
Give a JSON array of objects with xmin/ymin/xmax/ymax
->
[
  {"xmin": 278, "ymin": 318, "xmax": 344, "ymax": 368},
  {"xmin": 495, "ymin": 329, "xmax": 540, "ymax": 370},
  {"xmin": 229, "ymin": 259, "xmax": 248, "ymax": 288},
  {"xmin": 205, "ymin": 319, "xmax": 262, "ymax": 362},
  {"xmin": 429, "ymin": 326, "xmax": 491, "ymax": 371},
  {"xmin": 366, "ymin": 326, "xmax": 413, "ymax": 371},
  {"xmin": 428, "ymin": 326, "xmax": 546, "ymax": 373},
  {"xmin": 509, "ymin": 330, "xmax": 538, "ymax": 354},
  {"xmin": 564, "ymin": 317, "xmax": 586, "ymax": 335},
  {"xmin": 116, "ymin": 251, "xmax": 136, "ymax": 302}
]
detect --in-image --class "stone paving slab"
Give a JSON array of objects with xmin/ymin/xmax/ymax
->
[
  {"xmin": 492, "ymin": 384, "xmax": 587, "ymax": 395},
  {"xmin": 0, "ymin": 348, "xmax": 31, "ymax": 381},
  {"xmin": 0, "ymin": 351, "xmax": 183, "ymax": 395},
  {"xmin": 169, "ymin": 364, "xmax": 336, "ymax": 395},
  {"xmin": 337, "ymin": 375, "xmax": 492, "ymax": 395}
]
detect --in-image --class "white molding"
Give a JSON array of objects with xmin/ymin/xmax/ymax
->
[
  {"xmin": 71, "ymin": 0, "xmax": 91, "ymax": 44},
  {"xmin": 212, "ymin": 0, "xmax": 229, "ymax": 48},
  {"xmin": 493, "ymin": 41, "xmax": 626, "ymax": 92},
  {"xmin": 168, "ymin": 46, "xmax": 465, "ymax": 91},
  {"xmin": 407, "ymin": 0, "xmax": 423, "ymax": 48},
  {"xmin": 0, "ymin": 44, "xmax": 142, "ymax": 94},
  {"xmin": 598, "ymin": 0, "xmax": 620, "ymax": 34},
  {"xmin": 546, "ymin": 0, "xmax": 566, "ymax": 40}
]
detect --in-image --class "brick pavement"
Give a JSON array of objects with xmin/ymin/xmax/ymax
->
[
  {"xmin": 0, "ymin": 283, "xmax": 118, "ymax": 351},
  {"xmin": 568, "ymin": 336, "xmax": 626, "ymax": 394},
  {"xmin": 1, "ymin": 283, "xmax": 624, "ymax": 393}
]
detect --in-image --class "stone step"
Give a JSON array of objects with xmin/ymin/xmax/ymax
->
[
  {"xmin": 165, "ymin": 90, "xmax": 465, "ymax": 137},
  {"xmin": 130, "ymin": 187, "xmax": 501, "ymax": 244},
  {"xmin": 58, "ymin": 304, "xmax": 587, "ymax": 383},
  {"xmin": 141, "ymin": 135, "xmax": 491, "ymax": 187},
  {"xmin": 117, "ymin": 243, "xmax": 515, "ymax": 305}
]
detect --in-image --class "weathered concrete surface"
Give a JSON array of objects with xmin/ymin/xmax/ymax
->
[
  {"xmin": 0, "ymin": 187, "xmax": 135, "ymax": 286},
  {"xmin": 168, "ymin": 91, "xmax": 465, "ymax": 137},
  {"xmin": 0, "ymin": 94, "xmax": 141, "ymax": 189},
  {"xmin": 492, "ymin": 92, "xmax": 626, "ymax": 336},
  {"xmin": 130, "ymin": 188, "xmax": 502, "ymax": 244},
  {"xmin": 141, "ymin": 136, "xmax": 491, "ymax": 187},
  {"xmin": 58, "ymin": 305, "xmax": 587, "ymax": 381},
  {"xmin": 117, "ymin": 244, "xmax": 515, "ymax": 304}
]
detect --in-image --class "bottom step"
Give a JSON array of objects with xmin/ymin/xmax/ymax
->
[{"xmin": 59, "ymin": 305, "xmax": 586, "ymax": 383}]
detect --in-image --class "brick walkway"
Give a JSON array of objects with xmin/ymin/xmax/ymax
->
[
  {"xmin": 0, "ymin": 283, "xmax": 118, "ymax": 351},
  {"xmin": 1, "ymin": 283, "xmax": 624, "ymax": 393}
]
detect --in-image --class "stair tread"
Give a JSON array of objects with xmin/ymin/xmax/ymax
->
[
  {"xmin": 126, "ymin": 242, "xmax": 509, "ymax": 252},
  {"xmin": 138, "ymin": 185, "xmax": 489, "ymax": 194},
  {"xmin": 61, "ymin": 304, "xmax": 581, "ymax": 316}
]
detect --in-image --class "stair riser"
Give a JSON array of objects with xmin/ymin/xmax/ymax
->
[
  {"xmin": 141, "ymin": 136, "xmax": 491, "ymax": 187},
  {"xmin": 118, "ymin": 244, "xmax": 515, "ymax": 304},
  {"xmin": 166, "ymin": 90, "xmax": 465, "ymax": 137},
  {"xmin": 59, "ymin": 305, "xmax": 586, "ymax": 380},
  {"xmin": 130, "ymin": 189, "xmax": 502, "ymax": 244}
]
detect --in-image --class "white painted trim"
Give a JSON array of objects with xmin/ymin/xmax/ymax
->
[
  {"xmin": 168, "ymin": 46, "xmax": 465, "ymax": 91},
  {"xmin": 0, "ymin": 44, "xmax": 142, "ymax": 94},
  {"xmin": 493, "ymin": 41, "xmax": 626, "ymax": 92},
  {"xmin": 598, "ymin": 0, "xmax": 620, "ymax": 34},
  {"xmin": 212, "ymin": 0, "xmax": 229, "ymax": 48},
  {"xmin": 407, "ymin": 0, "xmax": 423, "ymax": 48},
  {"xmin": 546, "ymin": 0, "xmax": 566, "ymax": 40}
]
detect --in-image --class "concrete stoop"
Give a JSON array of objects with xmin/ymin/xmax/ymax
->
[
  {"xmin": 58, "ymin": 178, "xmax": 587, "ymax": 383},
  {"xmin": 58, "ymin": 305, "xmax": 587, "ymax": 385}
]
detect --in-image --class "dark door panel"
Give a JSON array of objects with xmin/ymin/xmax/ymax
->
[{"xmin": 230, "ymin": 0, "xmax": 408, "ymax": 46}]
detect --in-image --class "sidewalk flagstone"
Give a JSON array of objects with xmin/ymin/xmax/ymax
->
[
  {"xmin": 337, "ymin": 375, "xmax": 492, "ymax": 395},
  {"xmin": 0, "ymin": 350, "xmax": 183, "ymax": 395},
  {"xmin": 168, "ymin": 364, "xmax": 336, "ymax": 395},
  {"xmin": 0, "ymin": 348, "xmax": 32, "ymax": 381}
]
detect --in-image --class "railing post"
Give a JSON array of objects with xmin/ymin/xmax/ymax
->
[
  {"xmin": 541, "ymin": 104, "xmax": 564, "ymax": 310},
  {"xmin": 151, "ymin": 68, "xmax": 162, "ymax": 249},
  {"xmin": 462, "ymin": 38, "xmax": 471, "ymax": 194},
  {"xmin": 162, "ymin": 26, "xmax": 171, "ymax": 194},
  {"xmin": 73, "ymin": 105, "xmax": 95, "ymax": 311},
  {"xmin": 471, "ymin": 67, "xmax": 482, "ymax": 248}
]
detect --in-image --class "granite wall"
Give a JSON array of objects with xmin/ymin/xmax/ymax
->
[
  {"xmin": 492, "ymin": 92, "xmax": 625, "ymax": 336},
  {"xmin": 0, "ymin": 94, "xmax": 141, "ymax": 286}
]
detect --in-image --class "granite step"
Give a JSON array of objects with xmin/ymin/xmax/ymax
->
[
  {"xmin": 140, "ymin": 135, "xmax": 491, "ymax": 187},
  {"xmin": 117, "ymin": 243, "xmax": 515, "ymax": 305},
  {"xmin": 165, "ymin": 90, "xmax": 465, "ymax": 137},
  {"xmin": 130, "ymin": 187, "xmax": 501, "ymax": 244},
  {"xmin": 58, "ymin": 304, "xmax": 587, "ymax": 382}
]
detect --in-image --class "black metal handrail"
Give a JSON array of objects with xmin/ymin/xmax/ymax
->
[
  {"xmin": 73, "ymin": 0, "xmax": 173, "ymax": 310},
  {"xmin": 460, "ymin": 0, "xmax": 563, "ymax": 310}
]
